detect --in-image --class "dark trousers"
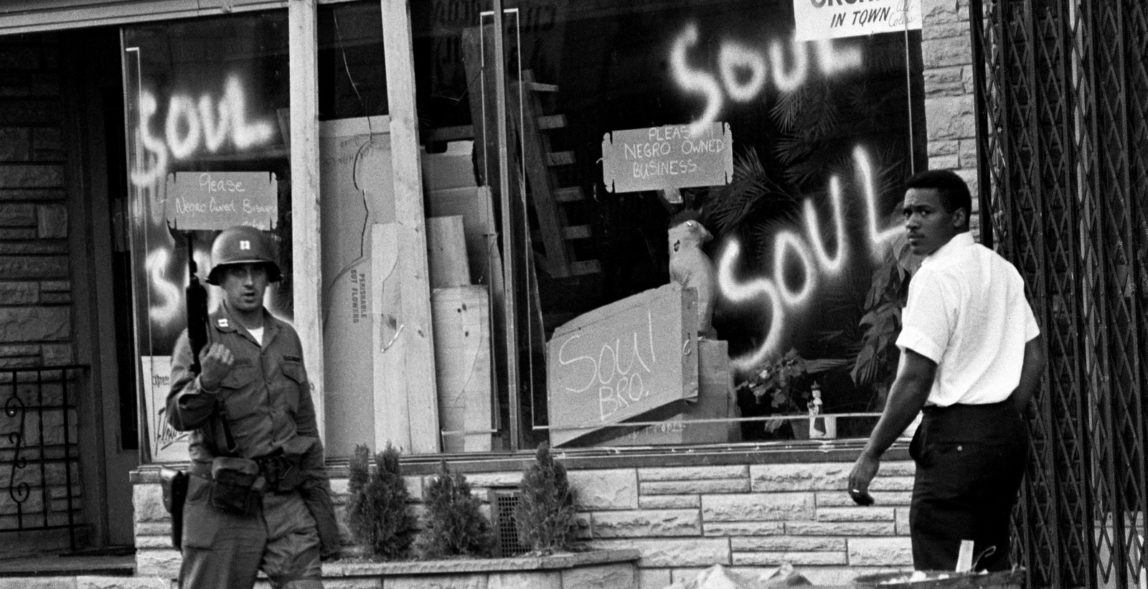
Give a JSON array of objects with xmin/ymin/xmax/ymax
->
[{"xmin": 909, "ymin": 400, "xmax": 1028, "ymax": 572}]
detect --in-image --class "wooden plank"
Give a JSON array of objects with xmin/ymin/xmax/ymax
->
[
  {"xmin": 536, "ymin": 114, "xmax": 566, "ymax": 130},
  {"xmin": 289, "ymin": 0, "xmax": 326, "ymax": 442},
  {"xmin": 546, "ymin": 283, "xmax": 700, "ymax": 447},
  {"xmin": 553, "ymin": 187, "xmax": 584, "ymax": 203},
  {"xmin": 0, "ymin": 0, "xmax": 287, "ymax": 34},
  {"xmin": 547, "ymin": 151, "xmax": 576, "ymax": 166},
  {"xmin": 380, "ymin": 0, "xmax": 439, "ymax": 453},
  {"xmin": 427, "ymin": 216, "xmax": 471, "ymax": 288},
  {"xmin": 569, "ymin": 260, "xmax": 603, "ymax": 275},
  {"xmin": 562, "ymin": 225, "xmax": 593, "ymax": 240},
  {"xmin": 432, "ymin": 286, "xmax": 493, "ymax": 452}
]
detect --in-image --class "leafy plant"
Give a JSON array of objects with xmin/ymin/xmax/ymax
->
[
  {"xmin": 415, "ymin": 462, "xmax": 492, "ymax": 559},
  {"xmin": 346, "ymin": 443, "xmax": 416, "ymax": 560},
  {"xmin": 737, "ymin": 349, "xmax": 850, "ymax": 434},
  {"xmin": 515, "ymin": 442, "xmax": 577, "ymax": 555},
  {"xmin": 851, "ymin": 230, "xmax": 919, "ymax": 406}
]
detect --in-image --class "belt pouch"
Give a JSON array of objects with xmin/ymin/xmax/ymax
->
[{"xmin": 209, "ymin": 456, "xmax": 263, "ymax": 515}]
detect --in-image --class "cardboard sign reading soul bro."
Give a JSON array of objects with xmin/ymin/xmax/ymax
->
[
  {"xmin": 546, "ymin": 283, "xmax": 700, "ymax": 447},
  {"xmin": 601, "ymin": 122, "xmax": 732, "ymax": 194},
  {"xmin": 164, "ymin": 171, "xmax": 278, "ymax": 231}
]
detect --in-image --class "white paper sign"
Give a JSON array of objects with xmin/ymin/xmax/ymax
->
[
  {"xmin": 140, "ymin": 355, "xmax": 189, "ymax": 463},
  {"xmin": 793, "ymin": 0, "xmax": 922, "ymax": 41}
]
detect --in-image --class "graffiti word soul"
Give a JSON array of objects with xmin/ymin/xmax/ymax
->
[{"xmin": 670, "ymin": 22, "xmax": 863, "ymax": 134}]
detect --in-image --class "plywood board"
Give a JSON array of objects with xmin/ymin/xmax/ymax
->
[
  {"xmin": 546, "ymin": 283, "xmax": 699, "ymax": 447},
  {"xmin": 427, "ymin": 216, "xmax": 470, "ymax": 288},
  {"xmin": 372, "ymin": 222, "xmax": 439, "ymax": 454},
  {"xmin": 432, "ymin": 286, "xmax": 493, "ymax": 452},
  {"xmin": 382, "ymin": 0, "xmax": 439, "ymax": 454}
]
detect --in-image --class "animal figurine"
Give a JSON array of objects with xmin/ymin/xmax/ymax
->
[{"xmin": 668, "ymin": 215, "xmax": 717, "ymax": 338}]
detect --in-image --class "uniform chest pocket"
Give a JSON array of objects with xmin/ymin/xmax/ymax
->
[
  {"xmin": 280, "ymin": 360, "xmax": 306, "ymax": 412},
  {"xmin": 221, "ymin": 362, "xmax": 259, "ymax": 389},
  {"xmin": 220, "ymin": 362, "xmax": 262, "ymax": 418}
]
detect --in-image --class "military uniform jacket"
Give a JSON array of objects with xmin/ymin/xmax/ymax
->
[{"xmin": 166, "ymin": 303, "xmax": 321, "ymax": 471}]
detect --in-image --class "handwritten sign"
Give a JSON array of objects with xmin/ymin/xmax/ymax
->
[
  {"xmin": 164, "ymin": 171, "xmax": 278, "ymax": 231},
  {"xmin": 793, "ymin": 0, "xmax": 922, "ymax": 41},
  {"xmin": 140, "ymin": 355, "xmax": 189, "ymax": 463},
  {"xmin": 601, "ymin": 122, "xmax": 732, "ymax": 194},
  {"xmin": 546, "ymin": 283, "xmax": 699, "ymax": 446}
]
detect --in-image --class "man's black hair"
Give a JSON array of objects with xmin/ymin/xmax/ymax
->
[{"xmin": 905, "ymin": 169, "xmax": 972, "ymax": 222}]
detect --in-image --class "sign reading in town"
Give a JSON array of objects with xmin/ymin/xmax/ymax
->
[
  {"xmin": 164, "ymin": 171, "xmax": 278, "ymax": 231},
  {"xmin": 793, "ymin": 0, "xmax": 922, "ymax": 41},
  {"xmin": 601, "ymin": 122, "xmax": 732, "ymax": 194}
]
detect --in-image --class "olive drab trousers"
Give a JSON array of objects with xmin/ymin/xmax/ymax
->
[{"xmin": 179, "ymin": 475, "xmax": 323, "ymax": 588}]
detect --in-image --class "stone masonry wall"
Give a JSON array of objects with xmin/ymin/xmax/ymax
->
[
  {"xmin": 0, "ymin": 33, "xmax": 82, "ymax": 552},
  {"xmin": 922, "ymin": 0, "xmax": 980, "ymax": 233},
  {"xmin": 133, "ymin": 458, "xmax": 917, "ymax": 588}
]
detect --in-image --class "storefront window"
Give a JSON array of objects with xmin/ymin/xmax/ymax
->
[
  {"xmin": 121, "ymin": 12, "xmax": 291, "ymax": 462},
  {"xmin": 411, "ymin": 0, "xmax": 926, "ymax": 451}
]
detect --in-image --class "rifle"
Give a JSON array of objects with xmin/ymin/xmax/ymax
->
[
  {"xmin": 185, "ymin": 233, "xmax": 209, "ymax": 374},
  {"xmin": 164, "ymin": 233, "xmax": 209, "ymax": 551}
]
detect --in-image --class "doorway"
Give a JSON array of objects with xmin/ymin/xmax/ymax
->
[{"xmin": 62, "ymin": 27, "xmax": 138, "ymax": 549}]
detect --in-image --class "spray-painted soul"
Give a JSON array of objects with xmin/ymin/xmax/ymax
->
[{"xmin": 717, "ymin": 146, "xmax": 900, "ymax": 371}]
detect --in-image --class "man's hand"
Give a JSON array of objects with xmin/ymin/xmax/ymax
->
[
  {"xmin": 848, "ymin": 452, "xmax": 879, "ymax": 506},
  {"xmin": 198, "ymin": 343, "xmax": 235, "ymax": 391}
]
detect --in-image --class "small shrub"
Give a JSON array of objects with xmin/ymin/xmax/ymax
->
[
  {"xmin": 345, "ymin": 443, "xmax": 416, "ymax": 559},
  {"xmin": 515, "ymin": 442, "xmax": 577, "ymax": 554},
  {"xmin": 414, "ymin": 461, "xmax": 492, "ymax": 559}
]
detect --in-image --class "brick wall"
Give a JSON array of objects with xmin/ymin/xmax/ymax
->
[
  {"xmin": 133, "ymin": 458, "xmax": 917, "ymax": 587},
  {"xmin": 0, "ymin": 33, "xmax": 82, "ymax": 554},
  {"xmin": 0, "ymin": 35, "xmax": 72, "ymax": 367}
]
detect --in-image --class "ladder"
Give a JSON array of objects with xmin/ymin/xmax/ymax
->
[{"xmin": 512, "ymin": 70, "xmax": 600, "ymax": 279}]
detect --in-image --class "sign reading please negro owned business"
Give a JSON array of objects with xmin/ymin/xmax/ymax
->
[
  {"xmin": 165, "ymin": 171, "xmax": 278, "ymax": 231},
  {"xmin": 601, "ymin": 122, "xmax": 732, "ymax": 194}
]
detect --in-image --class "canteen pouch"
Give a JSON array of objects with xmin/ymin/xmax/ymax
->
[{"xmin": 209, "ymin": 456, "xmax": 264, "ymax": 515}]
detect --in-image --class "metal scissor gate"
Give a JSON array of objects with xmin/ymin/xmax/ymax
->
[{"xmin": 970, "ymin": 1, "xmax": 1148, "ymax": 586}]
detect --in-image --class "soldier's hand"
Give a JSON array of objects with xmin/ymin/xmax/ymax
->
[{"xmin": 198, "ymin": 343, "xmax": 234, "ymax": 391}]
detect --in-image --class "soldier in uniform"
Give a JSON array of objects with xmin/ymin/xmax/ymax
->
[{"xmin": 167, "ymin": 225, "xmax": 337, "ymax": 589}]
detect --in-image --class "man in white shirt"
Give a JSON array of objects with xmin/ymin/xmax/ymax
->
[{"xmin": 847, "ymin": 170, "xmax": 1046, "ymax": 572}]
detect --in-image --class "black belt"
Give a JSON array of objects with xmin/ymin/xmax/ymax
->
[{"xmin": 919, "ymin": 399, "xmax": 1022, "ymax": 443}]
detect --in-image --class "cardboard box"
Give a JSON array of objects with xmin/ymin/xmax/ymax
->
[
  {"xmin": 421, "ymin": 140, "xmax": 477, "ymax": 191},
  {"xmin": 546, "ymin": 283, "xmax": 699, "ymax": 447},
  {"xmin": 319, "ymin": 117, "xmax": 395, "ymax": 457}
]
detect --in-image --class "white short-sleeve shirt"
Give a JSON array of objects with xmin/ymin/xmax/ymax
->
[{"xmin": 896, "ymin": 232, "xmax": 1040, "ymax": 406}]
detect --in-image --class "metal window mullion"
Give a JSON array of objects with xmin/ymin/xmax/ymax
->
[{"xmin": 490, "ymin": 0, "xmax": 520, "ymax": 453}]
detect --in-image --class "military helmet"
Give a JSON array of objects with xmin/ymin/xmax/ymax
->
[{"xmin": 206, "ymin": 225, "xmax": 282, "ymax": 285}]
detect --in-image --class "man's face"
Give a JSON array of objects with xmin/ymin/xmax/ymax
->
[
  {"xmin": 219, "ymin": 263, "xmax": 269, "ymax": 314},
  {"xmin": 902, "ymin": 188, "xmax": 965, "ymax": 256}
]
